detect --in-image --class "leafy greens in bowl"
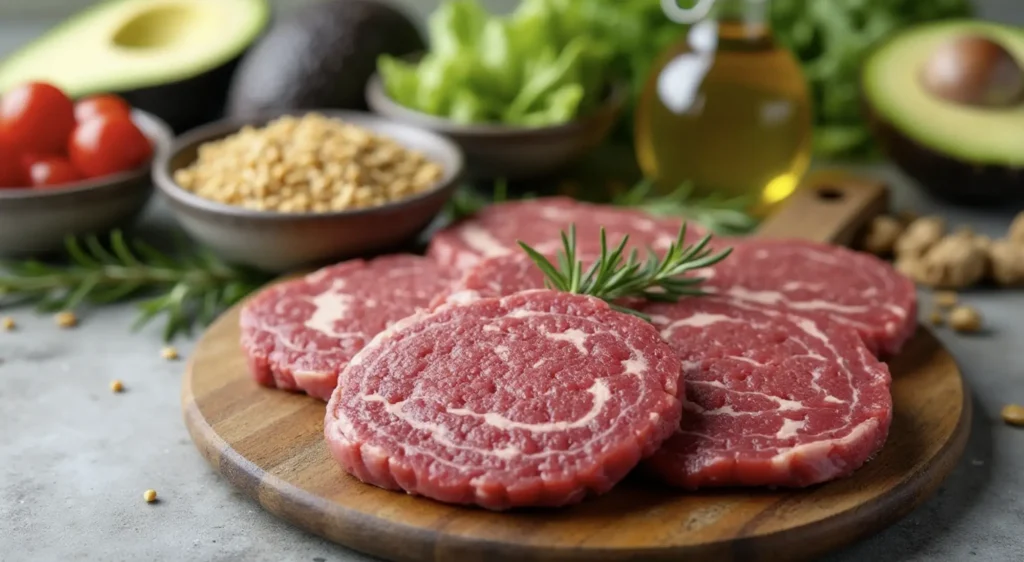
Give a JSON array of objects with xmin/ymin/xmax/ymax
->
[{"xmin": 378, "ymin": 0, "xmax": 624, "ymax": 127}]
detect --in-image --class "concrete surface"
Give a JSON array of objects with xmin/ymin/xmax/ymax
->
[{"xmin": 2, "ymin": 2, "xmax": 1024, "ymax": 562}]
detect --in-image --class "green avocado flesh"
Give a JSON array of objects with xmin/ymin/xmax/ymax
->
[
  {"xmin": 863, "ymin": 20, "xmax": 1024, "ymax": 166},
  {"xmin": 0, "ymin": 0, "xmax": 269, "ymax": 97}
]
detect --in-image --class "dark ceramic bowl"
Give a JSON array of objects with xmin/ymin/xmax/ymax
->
[
  {"xmin": 366, "ymin": 73, "xmax": 626, "ymax": 180},
  {"xmin": 153, "ymin": 110, "xmax": 464, "ymax": 273},
  {"xmin": 0, "ymin": 109, "xmax": 174, "ymax": 257}
]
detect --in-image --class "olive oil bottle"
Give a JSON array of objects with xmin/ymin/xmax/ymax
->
[{"xmin": 635, "ymin": 0, "xmax": 812, "ymax": 216}]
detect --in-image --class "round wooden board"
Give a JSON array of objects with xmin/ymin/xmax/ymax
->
[{"xmin": 182, "ymin": 302, "xmax": 970, "ymax": 562}]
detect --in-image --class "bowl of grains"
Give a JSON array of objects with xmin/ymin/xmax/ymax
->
[{"xmin": 153, "ymin": 110, "xmax": 463, "ymax": 272}]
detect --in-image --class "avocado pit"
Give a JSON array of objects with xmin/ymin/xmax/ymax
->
[{"xmin": 920, "ymin": 34, "xmax": 1024, "ymax": 108}]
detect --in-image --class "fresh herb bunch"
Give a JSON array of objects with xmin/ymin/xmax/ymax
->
[
  {"xmin": 0, "ymin": 230, "xmax": 270, "ymax": 341},
  {"xmin": 613, "ymin": 179, "xmax": 758, "ymax": 236},
  {"xmin": 518, "ymin": 223, "xmax": 731, "ymax": 319},
  {"xmin": 771, "ymin": 0, "xmax": 972, "ymax": 158}
]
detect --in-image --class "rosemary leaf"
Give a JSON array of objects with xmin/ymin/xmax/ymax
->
[
  {"xmin": 519, "ymin": 222, "xmax": 732, "ymax": 315},
  {"xmin": 0, "ymin": 230, "xmax": 271, "ymax": 342}
]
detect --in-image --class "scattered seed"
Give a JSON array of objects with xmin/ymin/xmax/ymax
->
[
  {"xmin": 2, "ymin": 317, "xmax": 15, "ymax": 331},
  {"xmin": 143, "ymin": 489, "xmax": 158, "ymax": 503},
  {"xmin": 928, "ymin": 310, "xmax": 944, "ymax": 326},
  {"xmin": 948, "ymin": 305, "xmax": 983, "ymax": 333},
  {"xmin": 934, "ymin": 291, "xmax": 959, "ymax": 308},
  {"xmin": 161, "ymin": 346, "xmax": 179, "ymax": 361},
  {"xmin": 110, "ymin": 380, "xmax": 124, "ymax": 393},
  {"xmin": 55, "ymin": 311, "xmax": 78, "ymax": 328},
  {"xmin": 1001, "ymin": 404, "xmax": 1024, "ymax": 427}
]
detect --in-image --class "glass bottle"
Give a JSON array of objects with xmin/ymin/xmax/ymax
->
[{"xmin": 634, "ymin": 0, "xmax": 813, "ymax": 216}]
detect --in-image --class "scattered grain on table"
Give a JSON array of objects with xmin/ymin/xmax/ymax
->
[
  {"xmin": 161, "ymin": 346, "xmax": 179, "ymax": 361},
  {"xmin": 928, "ymin": 309, "xmax": 945, "ymax": 326},
  {"xmin": 2, "ymin": 317, "xmax": 15, "ymax": 331},
  {"xmin": 1001, "ymin": 404, "xmax": 1024, "ymax": 427},
  {"xmin": 173, "ymin": 113, "xmax": 444, "ymax": 213},
  {"xmin": 55, "ymin": 311, "xmax": 77, "ymax": 328},
  {"xmin": 110, "ymin": 380, "xmax": 124, "ymax": 393},
  {"xmin": 143, "ymin": 489, "xmax": 158, "ymax": 503},
  {"xmin": 948, "ymin": 305, "xmax": 982, "ymax": 333}
]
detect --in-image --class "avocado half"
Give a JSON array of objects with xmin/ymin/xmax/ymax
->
[
  {"xmin": 863, "ymin": 20, "xmax": 1024, "ymax": 205},
  {"xmin": 0, "ymin": 0, "xmax": 270, "ymax": 132}
]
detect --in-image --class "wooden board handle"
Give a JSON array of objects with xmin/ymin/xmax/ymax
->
[{"xmin": 756, "ymin": 171, "xmax": 890, "ymax": 245}]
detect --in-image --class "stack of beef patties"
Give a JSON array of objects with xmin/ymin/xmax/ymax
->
[{"xmin": 239, "ymin": 197, "xmax": 917, "ymax": 511}]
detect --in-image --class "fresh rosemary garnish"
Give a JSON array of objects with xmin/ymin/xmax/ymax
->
[
  {"xmin": 0, "ymin": 230, "xmax": 270, "ymax": 341},
  {"xmin": 613, "ymin": 179, "xmax": 759, "ymax": 236},
  {"xmin": 517, "ymin": 223, "xmax": 732, "ymax": 319}
]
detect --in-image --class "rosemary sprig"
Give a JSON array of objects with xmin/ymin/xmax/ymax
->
[
  {"xmin": 613, "ymin": 179, "xmax": 759, "ymax": 236},
  {"xmin": 0, "ymin": 230, "xmax": 270, "ymax": 341},
  {"xmin": 517, "ymin": 223, "xmax": 732, "ymax": 319}
]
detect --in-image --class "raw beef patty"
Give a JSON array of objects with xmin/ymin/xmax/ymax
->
[
  {"xmin": 429, "ymin": 252, "xmax": 577, "ymax": 308},
  {"xmin": 240, "ymin": 255, "xmax": 455, "ymax": 401},
  {"xmin": 701, "ymin": 239, "xmax": 917, "ymax": 355},
  {"xmin": 428, "ymin": 197, "xmax": 707, "ymax": 270},
  {"xmin": 324, "ymin": 290, "xmax": 684, "ymax": 510},
  {"xmin": 641, "ymin": 298, "xmax": 892, "ymax": 489}
]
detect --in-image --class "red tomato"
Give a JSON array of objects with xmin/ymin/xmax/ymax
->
[
  {"xmin": 0, "ymin": 132, "xmax": 26, "ymax": 188},
  {"xmin": 74, "ymin": 94, "xmax": 131, "ymax": 123},
  {"xmin": 24, "ymin": 155, "xmax": 82, "ymax": 187},
  {"xmin": 0, "ymin": 82, "xmax": 76, "ymax": 156},
  {"xmin": 68, "ymin": 115, "xmax": 152, "ymax": 178}
]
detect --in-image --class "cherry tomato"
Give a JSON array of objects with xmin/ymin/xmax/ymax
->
[
  {"xmin": 68, "ymin": 115, "xmax": 152, "ymax": 178},
  {"xmin": 74, "ymin": 94, "xmax": 131, "ymax": 123},
  {"xmin": 0, "ymin": 136, "xmax": 26, "ymax": 188},
  {"xmin": 23, "ymin": 155, "xmax": 82, "ymax": 187},
  {"xmin": 0, "ymin": 82, "xmax": 76, "ymax": 156}
]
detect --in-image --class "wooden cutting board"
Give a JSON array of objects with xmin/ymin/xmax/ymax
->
[{"xmin": 181, "ymin": 172, "xmax": 970, "ymax": 562}]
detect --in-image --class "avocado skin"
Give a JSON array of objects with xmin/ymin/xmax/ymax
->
[
  {"xmin": 120, "ymin": 56, "xmax": 244, "ymax": 134},
  {"xmin": 866, "ymin": 104, "xmax": 1024, "ymax": 206},
  {"xmin": 226, "ymin": 0, "xmax": 424, "ymax": 119}
]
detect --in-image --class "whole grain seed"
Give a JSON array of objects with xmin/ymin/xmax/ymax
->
[
  {"xmin": 173, "ymin": 114, "xmax": 443, "ymax": 213},
  {"xmin": 948, "ymin": 305, "xmax": 982, "ymax": 333},
  {"xmin": 55, "ymin": 311, "xmax": 77, "ymax": 328},
  {"xmin": 1001, "ymin": 404, "xmax": 1024, "ymax": 426}
]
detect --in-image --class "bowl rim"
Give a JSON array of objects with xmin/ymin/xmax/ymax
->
[
  {"xmin": 152, "ymin": 109, "xmax": 465, "ymax": 221},
  {"xmin": 0, "ymin": 108, "xmax": 174, "ymax": 201},
  {"xmin": 365, "ymin": 71, "xmax": 629, "ymax": 137}
]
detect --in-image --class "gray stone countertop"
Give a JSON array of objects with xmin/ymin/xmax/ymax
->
[{"xmin": 2, "ymin": 4, "xmax": 1024, "ymax": 561}]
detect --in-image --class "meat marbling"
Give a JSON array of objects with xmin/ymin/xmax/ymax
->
[
  {"xmin": 324, "ymin": 290, "xmax": 684, "ymax": 510},
  {"xmin": 428, "ymin": 197, "xmax": 707, "ymax": 270},
  {"xmin": 240, "ymin": 255, "xmax": 456, "ymax": 401},
  {"xmin": 641, "ymin": 297, "xmax": 893, "ymax": 489},
  {"xmin": 701, "ymin": 238, "xmax": 917, "ymax": 355}
]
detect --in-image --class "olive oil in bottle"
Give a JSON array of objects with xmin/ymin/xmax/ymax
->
[{"xmin": 635, "ymin": 0, "xmax": 812, "ymax": 215}]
